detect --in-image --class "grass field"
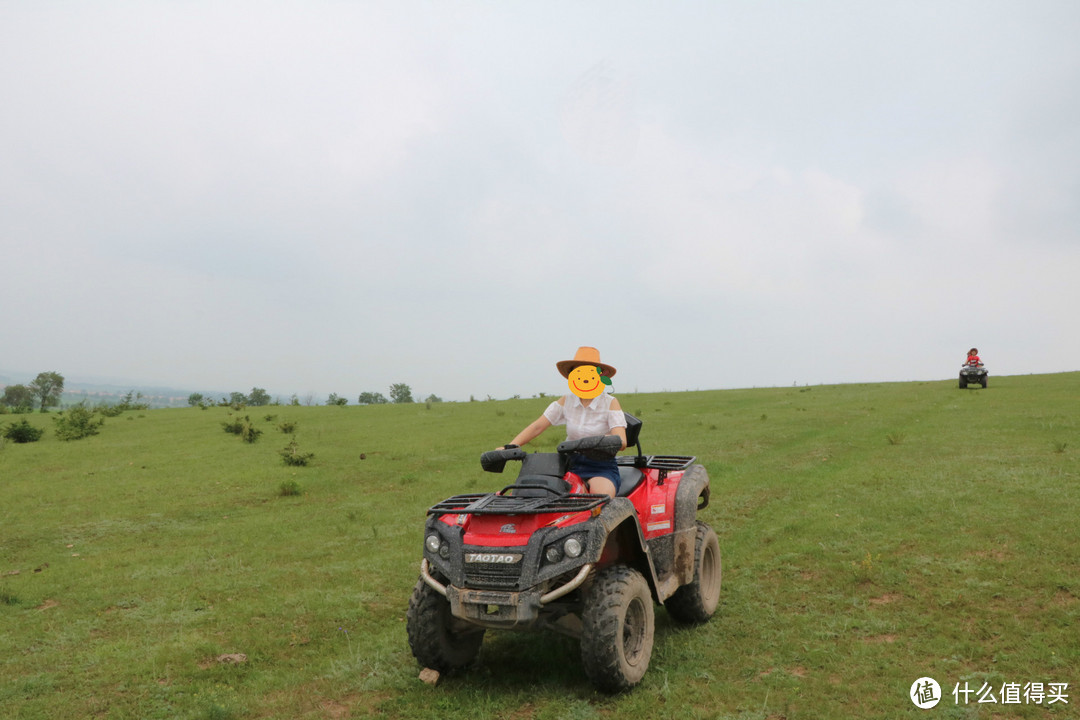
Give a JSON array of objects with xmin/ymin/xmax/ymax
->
[{"xmin": 2, "ymin": 373, "xmax": 1078, "ymax": 719}]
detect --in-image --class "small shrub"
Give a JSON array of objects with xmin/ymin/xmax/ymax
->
[
  {"xmin": 222, "ymin": 415, "xmax": 262, "ymax": 443},
  {"xmin": 885, "ymin": 432, "xmax": 906, "ymax": 446},
  {"xmin": 277, "ymin": 421, "xmax": 297, "ymax": 434},
  {"xmin": 98, "ymin": 391, "xmax": 149, "ymax": 417},
  {"xmin": 0, "ymin": 589, "xmax": 19, "ymax": 605},
  {"xmin": 851, "ymin": 551, "xmax": 881, "ymax": 583},
  {"xmin": 240, "ymin": 423, "xmax": 262, "ymax": 443},
  {"xmin": 280, "ymin": 438, "xmax": 314, "ymax": 466},
  {"xmin": 222, "ymin": 417, "xmax": 244, "ymax": 435},
  {"xmin": 278, "ymin": 479, "xmax": 302, "ymax": 497},
  {"xmin": 3, "ymin": 419, "xmax": 44, "ymax": 443},
  {"xmin": 53, "ymin": 405, "xmax": 105, "ymax": 441}
]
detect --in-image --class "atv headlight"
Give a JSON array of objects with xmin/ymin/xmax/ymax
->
[
  {"xmin": 564, "ymin": 537, "xmax": 583, "ymax": 558},
  {"xmin": 425, "ymin": 534, "xmax": 441, "ymax": 554},
  {"xmin": 545, "ymin": 546, "xmax": 563, "ymax": 564}
]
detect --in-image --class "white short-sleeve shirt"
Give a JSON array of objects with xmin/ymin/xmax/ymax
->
[{"xmin": 543, "ymin": 392, "xmax": 627, "ymax": 442}]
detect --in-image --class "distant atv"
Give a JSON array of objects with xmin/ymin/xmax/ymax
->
[
  {"xmin": 959, "ymin": 363, "xmax": 988, "ymax": 389},
  {"xmin": 406, "ymin": 414, "xmax": 720, "ymax": 692}
]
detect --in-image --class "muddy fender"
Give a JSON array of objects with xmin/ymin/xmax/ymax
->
[{"xmin": 670, "ymin": 464, "xmax": 710, "ymax": 590}]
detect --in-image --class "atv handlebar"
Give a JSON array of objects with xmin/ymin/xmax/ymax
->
[
  {"xmin": 557, "ymin": 434, "xmax": 623, "ymax": 460},
  {"xmin": 480, "ymin": 447, "xmax": 527, "ymax": 473},
  {"xmin": 481, "ymin": 434, "xmax": 622, "ymax": 472}
]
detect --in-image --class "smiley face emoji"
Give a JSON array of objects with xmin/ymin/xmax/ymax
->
[{"xmin": 568, "ymin": 365, "xmax": 612, "ymax": 399}]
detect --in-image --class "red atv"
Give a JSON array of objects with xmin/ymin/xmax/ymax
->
[
  {"xmin": 959, "ymin": 362, "xmax": 988, "ymax": 389},
  {"xmin": 406, "ymin": 413, "xmax": 720, "ymax": 692}
]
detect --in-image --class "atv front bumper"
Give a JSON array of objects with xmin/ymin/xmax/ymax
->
[{"xmin": 421, "ymin": 558, "xmax": 592, "ymax": 629}]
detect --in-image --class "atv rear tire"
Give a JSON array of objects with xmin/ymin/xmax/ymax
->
[
  {"xmin": 406, "ymin": 576, "xmax": 485, "ymax": 673},
  {"xmin": 665, "ymin": 521, "xmax": 721, "ymax": 624},
  {"xmin": 981, "ymin": 376, "xmax": 988, "ymax": 388},
  {"xmin": 580, "ymin": 565, "xmax": 655, "ymax": 692},
  {"xmin": 959, "ymin": 376, "xmax": 966, "ymax": 389}
]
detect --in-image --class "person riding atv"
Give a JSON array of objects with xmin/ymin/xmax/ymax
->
[
  {"xmin": 406, "ymin": 348, "xmax": 721, "ymax": 691},
  {"xmin": 499, "ymin": 347, "xmax": 627, "ymax": 498},
  {"xmin": 959, "ymin": 347, "xmax": 988, "ymax": 389}
]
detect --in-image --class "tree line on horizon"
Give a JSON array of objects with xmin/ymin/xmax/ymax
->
[
  {"xmin": 3, "ymin": 372, "xmax": 459, "ymax": 415},
  {"xmin": 185, "ymin": 383, "xmax": 436, "ymax": 409}
]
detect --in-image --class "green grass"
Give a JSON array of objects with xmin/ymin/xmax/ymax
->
[{"xmin": 2, "ymin": 374, "xmax": 1078, "ymax": 719}]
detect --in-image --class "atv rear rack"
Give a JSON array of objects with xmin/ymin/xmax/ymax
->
[
  {"xmin": 428, "ymin": 490, "xmax": 609, "ymax": 517},
  {"xmin": 617, "ymin": 454, "xmax": 696, "ymax": 471}
]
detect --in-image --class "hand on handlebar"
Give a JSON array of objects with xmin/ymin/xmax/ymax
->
[
  {"xmin": 557, "ymin": 434, "xmax": 623, "ymax": 459},
  {"xmin": 480, "ymin": 445, "xmax": 527, "ymax": 473}
]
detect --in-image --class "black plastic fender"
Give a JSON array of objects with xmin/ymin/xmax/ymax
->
[
  {"xmin": 674, "ymin": 464, "xmax": 710, "ymax": 533},
  {"xmin": 669, "ymin": 464, "xmax": 710, "ymax": 591},
  {"xmin": 591, "ymin": 498, "xmax": 664, "ymax": 603}
]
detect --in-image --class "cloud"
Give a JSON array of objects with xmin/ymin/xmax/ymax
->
[{"xmin": 1, "ymin": 2, "xmax": 1078, "ymax": 400}]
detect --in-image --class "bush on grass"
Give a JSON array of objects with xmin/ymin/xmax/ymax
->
[
  {"xmin": 53, "ymin": 405, "xmax": 105, "ymax": 441},
  {"xmin": 222, "ymin": 415, "xmax": 262, "ymax": 443},
  {"xmin": 279, "ymin": 438, "xmax": 314, "ymax": 466},
  {"xmin": 278, "ymin": 479, "xmax": 302, "ymax": 496},
  {"xmin": 3, "ymin": 419, "xmax": 44, "ymax": 443}
]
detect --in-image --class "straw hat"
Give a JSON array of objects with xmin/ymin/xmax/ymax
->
[{"xmin": 556, "ymin": 346, "xmax": 617, "ymax": 379}]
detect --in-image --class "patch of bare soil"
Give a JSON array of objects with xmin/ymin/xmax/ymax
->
[{"xmin": 197, "ymin": 653, "xmax": 247, "ymax": 670}]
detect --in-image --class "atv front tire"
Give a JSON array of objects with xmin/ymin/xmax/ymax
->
[
  {"xmin": 406, "ymin": 576, "xmax": 485, "ymax": 673},
  {"xmin": 664, "ymin": 521, "xmax": 721, "ymax": 624},
  {"xmin": 580, "ymin": 565, "xmax": 655, "ymax": 692}
]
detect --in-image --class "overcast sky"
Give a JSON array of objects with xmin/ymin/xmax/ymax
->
[{"xmin": 2, "ymin": 1, "xmax": 1078, "ymax": 402}]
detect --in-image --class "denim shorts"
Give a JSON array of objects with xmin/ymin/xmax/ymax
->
[{"xmin": 569, "ymin": 455, "xmax": 621, "ymax": 492}]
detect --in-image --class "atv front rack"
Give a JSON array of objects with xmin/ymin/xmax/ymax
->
[{"xmin": 427, "ymin": 490, "xmax": 609, "ymax": 517}]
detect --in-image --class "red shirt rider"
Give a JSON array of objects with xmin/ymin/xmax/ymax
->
[{"xmin": 965, "ymin": 348, "xmax": 982, "ymax": 366}]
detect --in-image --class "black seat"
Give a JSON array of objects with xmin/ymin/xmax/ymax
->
[{"xmin": 616, "ymin": 465, "xmax": 645, "ymax": 497}]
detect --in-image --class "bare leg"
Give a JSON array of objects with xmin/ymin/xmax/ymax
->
[{"xmin": 586, "ymin": 476, "xmax": 617, "ymax": 498}]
